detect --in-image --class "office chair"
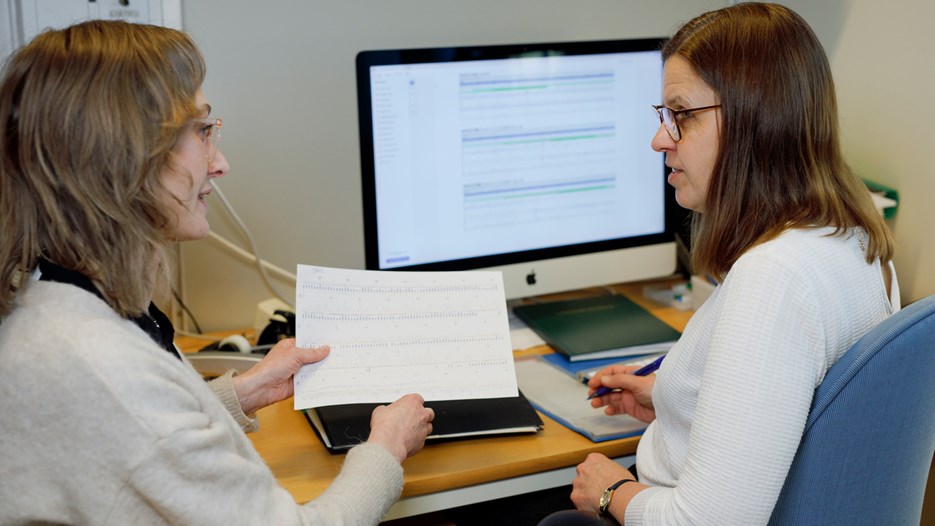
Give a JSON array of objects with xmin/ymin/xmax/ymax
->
[{"xmin": 768, "ymin": 294, "xmax": 935, "ymax": 525}]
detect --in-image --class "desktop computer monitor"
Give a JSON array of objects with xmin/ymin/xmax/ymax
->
[{"xmin": 357, "ymin": 38, "xmax": 680, "ymax": 300}]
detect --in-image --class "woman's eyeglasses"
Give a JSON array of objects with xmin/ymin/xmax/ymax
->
[
  {"xmin": 652, "ymin": 104, "xmax": 720, "ymax": 142},
  {"xmin": 192, "ymin": 117, "xmax": 222, "ymax": 161}
]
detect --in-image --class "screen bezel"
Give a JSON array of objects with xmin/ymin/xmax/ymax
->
[{"xmin": 357, "ymin": 38, "xmax": 680, "ymax": 275}]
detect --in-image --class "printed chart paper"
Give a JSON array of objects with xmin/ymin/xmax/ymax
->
[{"xmin": 293, "ymin": 265, "xmax": 518, "ymax": 409}]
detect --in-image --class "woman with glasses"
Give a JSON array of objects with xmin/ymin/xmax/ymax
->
[
  {"xmin": 0, "ymin": 20, "xmax": 433, "ymax": 524},
  {"xmin": 542, "ymin": 3, "xmax": 898, "ymax": 525}
]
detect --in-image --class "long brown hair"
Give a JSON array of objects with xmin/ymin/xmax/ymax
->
[
  {"xmin": 0, "ymin": 20, "xmax": 206, "ymax": 317},
  {"xmin": 664, "ymin": 3, "xmax": 894, "ymax": 281}
]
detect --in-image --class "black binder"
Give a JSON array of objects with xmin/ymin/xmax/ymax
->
[{"xmin": 305, "ymin": 392, "xmax": 543, "ymax": 453}]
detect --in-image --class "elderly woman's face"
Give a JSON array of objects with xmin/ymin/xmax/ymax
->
[
  {"xmin": 651, "ymin": 56, "xmax": 720, "ymax": 213},
  {"xmin": 158, "ymin": 89, "xmax": 229, "ymax": 241}
]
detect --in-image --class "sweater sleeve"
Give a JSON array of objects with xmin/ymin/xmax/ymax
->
[
  {"xmin": 121, "ymin": 374, "xmax": 404, "ymax": 525},
  {"xmin": 625, "ymin": 256, "xmax": 825, "ymax": 525},
  {"xmin": 207, "ymin": 370, "xmax": 259, "ymax": 433},
  {"xmin": 301, "ymin": 443, "xmax": 405, "ymax": 523}
]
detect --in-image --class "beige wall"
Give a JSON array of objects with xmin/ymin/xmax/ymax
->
[
  {"xmin": 830, "ymin": 2, "xmax": 935, "ymax": 304},
  {"xmin": 179, "ymin": 1, "xmax": 933, "ymax": 331},
  {"xmin": 782, "ymin": 0, "xmax": 935, "ymax": 305}
]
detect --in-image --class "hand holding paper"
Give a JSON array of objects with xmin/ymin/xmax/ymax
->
[{"xmin": 292, "ymin": 265, "xmax": 518, "ymax": 409}]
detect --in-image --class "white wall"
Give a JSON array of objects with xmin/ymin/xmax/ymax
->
[
  {"xmin": 179, "ymin": 0, "xmax": 723, "ymax": 331},
  {"xmin": 0, "ymin": 1, "xmax": 17, "ymax": 61}
]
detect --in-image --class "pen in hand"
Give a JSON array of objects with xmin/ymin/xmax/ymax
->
[{"xmin": 586, "ymin": 355, "xmax": 665, "ymax": 400}]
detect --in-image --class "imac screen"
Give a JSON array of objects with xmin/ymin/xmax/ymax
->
[{"xmin": 357, "ymin": 38, "xmax": 679, "ymax": 299}]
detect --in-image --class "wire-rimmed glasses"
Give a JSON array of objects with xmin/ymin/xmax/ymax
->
[{"xmin": 192, "ymin": 117, "xmax": 222, "ymax": 161}]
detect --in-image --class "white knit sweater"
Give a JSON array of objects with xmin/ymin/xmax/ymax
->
[
  {"xmin": 0, "ymin": 279, "xmax": 403, "ymax": 525},
  {"xmin": 626, "ymin": 227, "xmax": 899, "ymax": 525}
]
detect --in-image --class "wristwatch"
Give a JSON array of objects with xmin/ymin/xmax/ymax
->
[{"xmin": 599, "ymin": 478, "xmax": 636, "ymax": 516}]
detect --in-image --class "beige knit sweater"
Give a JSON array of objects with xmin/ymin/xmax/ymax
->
[{"xmin": 0, "ymin": 279, "xmax": 402, "ymax": 525}]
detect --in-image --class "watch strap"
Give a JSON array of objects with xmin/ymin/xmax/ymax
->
[{"xmin": 599, "ymin": 478, "xmax": 637, "ymax": 516}]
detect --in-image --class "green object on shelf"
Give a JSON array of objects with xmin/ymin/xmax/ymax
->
[{"xmin": 864, "ymin": 179, "xmax": 899, "ymax": 219}]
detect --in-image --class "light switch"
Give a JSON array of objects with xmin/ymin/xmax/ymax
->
[
  {"xmin": 89, "ymin": 0, "xmax": 156, "ymax": 25},
  {"xmin": 12, "ymin": 0, "xmax": 181, "ymax": 52},
  {"xmin": 20, "ymin": 0, "xmax": 91, "ymax": 39}
]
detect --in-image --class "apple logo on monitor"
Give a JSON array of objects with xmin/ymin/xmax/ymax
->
[{"xmin": 526, "ymin": 270, "xmax": 537, "ymax": 286}]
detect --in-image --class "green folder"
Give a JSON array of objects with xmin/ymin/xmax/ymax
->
[{"xmin": 513, "ymin": 294, "xmax": 681, "ymax": 361}]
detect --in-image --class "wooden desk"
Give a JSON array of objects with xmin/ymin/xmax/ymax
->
[{"xmin": 176, "ymin": 279, "xmax": 693, "ymax": 519}]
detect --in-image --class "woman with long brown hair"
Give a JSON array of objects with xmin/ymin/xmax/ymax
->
[{"xmin": 545, "ymin": 3, "xmax": 898, "ymax": 524}]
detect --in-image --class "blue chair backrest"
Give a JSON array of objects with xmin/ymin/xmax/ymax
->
[{"xmin": 769, "ymin": 295, "xmax": 935, "ymax": 525}]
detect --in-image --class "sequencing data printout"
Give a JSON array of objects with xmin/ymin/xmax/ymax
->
[{"xmin": 293, "ymin": 265, "xmax": 518, "ymax": 409}]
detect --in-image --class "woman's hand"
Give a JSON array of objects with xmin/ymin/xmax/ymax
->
[
  {"xmin": 232, "ymin": 338, "xmax": 329, "ymax": 415},
  {"xmin": 367, "ymin": 393, "xmax": 435, "ymax": 464},
  {"xmin": 588, "ymin": 364, "xmax": 657, "ymax": 423},
  {"xmin": 571, "ymin": 453, "xmax": 641, "ymax": 516}
]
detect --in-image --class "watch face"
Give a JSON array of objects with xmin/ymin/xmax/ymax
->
[{"xmin": 599, "ymin": 489, "xmax": 611, "ymax": 513}]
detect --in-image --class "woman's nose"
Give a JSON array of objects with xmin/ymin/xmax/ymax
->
[
  {"xmin": 651, "ymin": 124, "xmax": 675, "ymax": 152},
  {"xmin": 209, "ymin": 149, "xmax": 230, "ymax": 179}
]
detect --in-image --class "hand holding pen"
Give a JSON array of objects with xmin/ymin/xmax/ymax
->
[
  {"xmin": 587, "ymin": 355, "xmax": 665, "ymax": 400},
  {"xmin": 586, "ymin": 355, "xmax": 662, "ymax": 423}
]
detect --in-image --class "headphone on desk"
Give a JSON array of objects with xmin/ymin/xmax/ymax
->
[
  {"xmin": 196, "ymin": 310, "xmax": 295, "ymax": 355},
  {"xmin": 197, "ymin": 334, "xmax": 257, "ymax": 354},
  {"xmin": 257, "ymin": 310, "xmax": 295, "ymax": 346},
  {"xmin": 217, "ymin": 334, "xmax": 253, "ymax": 353}
]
